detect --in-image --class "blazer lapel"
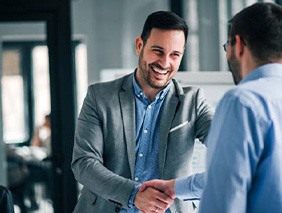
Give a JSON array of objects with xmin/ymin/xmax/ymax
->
[
  {"xmin": 158, "ymin": 82, "xmax": 180, "ymax": 177},
  {"xmin": 119, "ymin": 74, "xmax": 136, "ymax": 178}
]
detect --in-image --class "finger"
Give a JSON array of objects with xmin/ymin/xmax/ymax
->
[
  {"xmin": 150, "ymin": 207, "xmax": 165, "ymax": 213},
  {"xmin": 155, "ymin": 201, "xmax": 169, "ymax": 211},
  {"xmin": 156, "ymin": 191, "xmax": 174, "ymax": 205},
  {"xmin": 139, "ymin": 184, "xmax": 147, "ymax": 192},
  {"xmin": 151, "ymin": 203, "xmax": 168, "ymax": 213},
  {"xmin": 152, "ymin": 198, "xmax": 172, "ymax": 211}
]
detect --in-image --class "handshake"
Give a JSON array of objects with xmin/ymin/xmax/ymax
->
[{"xmin": 134, "ymin": 179, "xmax": 176, "ymax": 213}]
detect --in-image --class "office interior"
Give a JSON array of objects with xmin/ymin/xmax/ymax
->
[{"xmin": 0, "ymin": 0, "xmax": 281, "ymax": 212}]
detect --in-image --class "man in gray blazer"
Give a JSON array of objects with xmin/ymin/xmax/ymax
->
[{"xmin": 72, "ymin": 11, "xmax": 213, "ymax": 213}]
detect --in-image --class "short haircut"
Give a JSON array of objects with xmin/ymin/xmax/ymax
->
[
  {"xmin": 228, "ymin": 3, "xmax": 282, "ymax": 63},
  {"xmin": 140, "ymin": 11, "xmax": 189, "ymax": 45}
]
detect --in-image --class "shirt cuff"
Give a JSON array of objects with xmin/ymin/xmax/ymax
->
[
  {"xmin": 174, "ymin": 172, "xmax": 205, "ymax": 200},
  {"xmin": 128, "ymin": 183, "xmax": 142, "ymax": 208}
]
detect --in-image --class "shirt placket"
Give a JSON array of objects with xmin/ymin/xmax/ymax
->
[{"xmin": 134, "ymin": 102, "xmax": 154, "ymax": 183}]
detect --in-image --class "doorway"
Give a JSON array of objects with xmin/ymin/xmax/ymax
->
[{"xmin": 0, "ymin": 1, "xmax": 78, "ymax": 212}]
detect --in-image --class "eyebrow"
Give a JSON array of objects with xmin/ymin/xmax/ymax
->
[
  {"xmin": 151, "ymin": 45, "xmax": 183, "ymax": 55},
  {"xmin": 151, "ymin": 45, "xmax": 164, "ymax": 50}
]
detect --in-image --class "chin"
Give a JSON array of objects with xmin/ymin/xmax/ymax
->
[{"xmin": 149, "ymin": 81, "xmax": 167, "ymax": 89}]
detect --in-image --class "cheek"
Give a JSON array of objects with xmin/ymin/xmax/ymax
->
[
  {"xmin": 226, "ymin": 51, "xmax": 230, "ymax": 60},
  {"xmin": 143, "ymin": 53, "xmax": 159, "ymax": 65},
  {"xmin": 172, "ymin": 59, "xmax": 182, "ymax": 70}
]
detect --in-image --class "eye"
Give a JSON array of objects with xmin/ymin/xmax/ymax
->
[
  {"xmin": 171, "ymin": 52, "xmax": 181, "ymax": 58},
  {"xmin": 152, "ymin": 49, "xmax": 164, "ymax": 56}
]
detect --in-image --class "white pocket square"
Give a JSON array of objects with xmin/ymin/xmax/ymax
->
[{"xmin": 169, "ymin": 121, "xmax": 189, "ymax": 133}]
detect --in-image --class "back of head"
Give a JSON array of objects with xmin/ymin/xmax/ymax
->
[
  {"xmin": 229, "ymin": 3, "xmax": 282, "ymax": 64},
  {"xmin": 141, "ymin": 11, "xmax": 189, "ymax": 45}
]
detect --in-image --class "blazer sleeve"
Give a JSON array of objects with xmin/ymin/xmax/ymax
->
[
  {"xmin": 194, "ymin": 88, "xmax": 214, "ymax": 144},
  {"xmin": 71, "ymin": 85, "xmax": 137, "ymax": 208}
]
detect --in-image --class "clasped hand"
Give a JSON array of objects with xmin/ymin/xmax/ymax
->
[{"xmin": 134, "ymin": 180, "xmax": 176, "ymax": 213}]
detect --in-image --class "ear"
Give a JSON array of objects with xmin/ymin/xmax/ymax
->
[
  {"xmin": 135, "ymin": 36, "xmax": 143, "ymax": 55},
  {"xmin": 234, "ymin": 35, "xmax": 245, "ymax": 57}
]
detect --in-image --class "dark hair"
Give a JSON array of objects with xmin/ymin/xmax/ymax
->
[
  {"xmin": 228, "ymin": 3, "xmax": 282, "ymax": 64},
  {"xmin": 141, "ymin": 11, "xmax": 189, "ymax": 45}
]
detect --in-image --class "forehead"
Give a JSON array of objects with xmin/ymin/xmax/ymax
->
[{"xmin": 146, "ymin": 28, "xmax": 185, "ymax": 49}]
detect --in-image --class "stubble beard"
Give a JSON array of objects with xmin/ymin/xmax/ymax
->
[
  {"xmin": 228, "ymin": 51, "xmax": 242, "ymax": 85},
  {"xmin": 138, "ymin": 53, "xmax": 171, "ymax": 90}
]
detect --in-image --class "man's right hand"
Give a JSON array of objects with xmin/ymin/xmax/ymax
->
[
  {"xmin": 139, "ymin": 179, "xmax": 176, "ymax": 199},
  {"xmin": 134, "ymin": 187, "xmax": 174, "ymax": 213}
]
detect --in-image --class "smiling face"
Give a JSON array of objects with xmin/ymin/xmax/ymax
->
[{"xmin": 135, "ymin": 28, "xmax": 185, "ymax": 93}]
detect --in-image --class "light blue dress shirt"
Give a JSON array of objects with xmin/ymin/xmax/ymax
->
[
  {"xmin": 199, "ymin": 63, "xmax": 282, "ymax": 213},
  {"xmin": 122, "ymin": 75, "xmax": 171, "ymax": 213},
  {"xmin": 175, "ymin": 172, "xmax": 205, "ymax": 200}
]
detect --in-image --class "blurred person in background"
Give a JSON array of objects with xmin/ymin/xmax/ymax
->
[
  {"xmin": 31, "ymin": 113, "xmax": 51, "ymax": 157},
  {"xmin": 27, "ymin": 113, "xmax": 53, "ymax": 209}
]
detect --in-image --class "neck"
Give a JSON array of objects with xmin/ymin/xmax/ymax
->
[
  {"xmin": 240, "ymin": 50, "xmax": 259, "ymax": 78},
  {"xmin": 275, "ymin": 58, "xmax": 282, "ymax": 64},
  {"xmin": 135, "ymin": 69, "xmax": 162, "ymax": 102},
  {"xmin": 142, "ymin": 86, "xmax": 161, "ymax": 102}
]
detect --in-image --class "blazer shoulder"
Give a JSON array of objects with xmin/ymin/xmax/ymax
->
[
  {"xmin": 172, "ymin": 78, "xmax": 201, "ymax": 95},
  {"xmin": 182, "ymin": 86, "xmax": 201, "ymax": 94}
]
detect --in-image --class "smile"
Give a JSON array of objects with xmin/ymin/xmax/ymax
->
[{"xmin": 151, "ymin": 65, "xmax": 170, "ymax": 75}]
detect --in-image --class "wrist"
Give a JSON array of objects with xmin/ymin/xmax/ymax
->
[
  {"xmin": 128, "ymin": 183, "xmax": 141, "ymax": 208},
  {"xmin": 168, "ymin": 180, "xmax": 176, "ymax": 198}
]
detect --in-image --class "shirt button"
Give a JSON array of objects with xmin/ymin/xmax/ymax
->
[
  {"xmin": 138, "ymin": 153, "xmax": 144, "ymax": 157},
  {"xmin": 144, "ymin": 129, "xmax": 148, "ymax": 134},
  {"xmin": 148, "ymin": 105, "xmax": 152, "ymax": 109},
  {"xmin": 135, "ymin": 177, "xmax": 139, "ymax": 181}
]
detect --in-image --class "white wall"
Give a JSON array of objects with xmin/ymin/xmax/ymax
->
[{"xmin": 71, "ymin": 0, "xmax": 169, "ymax": 84}]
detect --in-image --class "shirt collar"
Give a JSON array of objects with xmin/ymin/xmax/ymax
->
[
  {"xmin": 240, "ymin": 63, "xmax": 282, "ymax": 85},
  {"xmin": 133, "ymin": 71, "xmax": 172, "ymax": 102}
]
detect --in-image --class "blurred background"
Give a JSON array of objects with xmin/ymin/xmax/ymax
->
[{"xmin": 0, "ymin": 0, "xmax": 280, "ymax": 212}]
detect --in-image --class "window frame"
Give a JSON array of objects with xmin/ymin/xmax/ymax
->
[{"xmin": 2, "ymin": 40, "xmax": 82, "ymax": 145}]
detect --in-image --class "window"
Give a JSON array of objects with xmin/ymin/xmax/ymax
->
[
  {"xmin": 32, "ymin": 46, "xmax": 51, "ymax": 126},
  {"xmin": 75, "ymin": 43, "xmax": 88, "ymax": 113},
  {"xmin": 183, "ymin": 0, "xmax": 275, "ymax": 72},
  {"xmin": 1, "ymin": 48, "xmax": 29, "ymax": 143},
  {"xmin": 1, "ymin": 41, "xmax": 88, "ymax": 144}
]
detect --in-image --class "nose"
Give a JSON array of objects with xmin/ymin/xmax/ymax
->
[{"xmin": 159, "ymin": 54, "xmax": 171, "ymax": 69}]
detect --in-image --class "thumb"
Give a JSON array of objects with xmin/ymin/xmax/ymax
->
[{"xmin": 139, "ymin": 183, "xmax": 147, "ymax": 192}]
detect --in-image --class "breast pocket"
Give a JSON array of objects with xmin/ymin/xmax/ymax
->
[
  {"xmin": 168, "ymin": 121, "xmax": 194, "ymax": 155},
  {"xmin": 169, "ymin": 121, "xmax": 190, "ymax": 133}
]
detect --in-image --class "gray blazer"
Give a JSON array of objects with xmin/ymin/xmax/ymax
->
[{"xmin": 72, "ymin": 72, "xmax": 214, "ymax": 212}]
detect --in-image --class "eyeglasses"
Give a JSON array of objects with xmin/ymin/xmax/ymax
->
[
  {"xmin": 223, "ymin": 39, "xmax": 233, "ymax": 52},
  {"xmin": 223, "ymin": 37, "xmax": 246, "ymax": 52}
]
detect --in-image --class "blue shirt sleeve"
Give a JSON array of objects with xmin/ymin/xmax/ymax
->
[
  {"xmin": 128, "ymin": 183, "xmax": 142, "ymax": 208},
  {"xmin": 175, "ymin": 172, "xmax": 205, "ymax": 200}
]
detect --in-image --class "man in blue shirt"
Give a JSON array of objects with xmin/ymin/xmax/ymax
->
[
  {"xmin": 71, "ymin": 11, "xmax": 213, "ymax": 213},
  {"xmin": 141, "ymin": 2, "xmax": 282, "ymax": 213}
]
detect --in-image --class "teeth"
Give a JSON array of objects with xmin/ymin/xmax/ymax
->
[{"xmin": 152, "ymin": 66, "xmax": 169, "ymax": 75}]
